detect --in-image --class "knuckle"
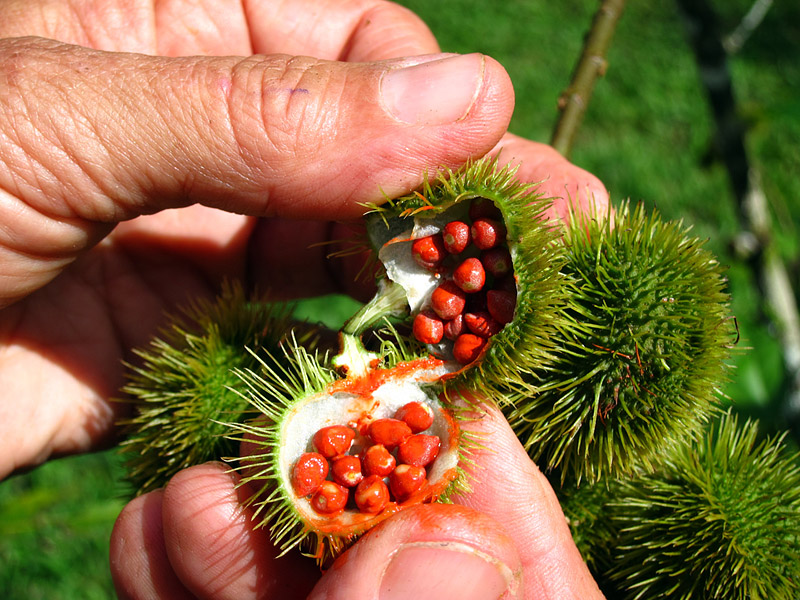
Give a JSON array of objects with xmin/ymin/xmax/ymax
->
[{"xmin": 228, "ymin": 55, "xmax": 347, "ymax": 166}]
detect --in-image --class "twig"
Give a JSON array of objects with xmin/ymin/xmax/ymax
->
[
  {"xmin": 551, "ymin": 0, "xmax": 626, "ymax": 158},
  {"xmin": 723, "ymin": 0, "xmax": 773, "ymax": 54},
  {"xmin": 675, "ymin": 0, "xmax": 800, "ymax": 435}
]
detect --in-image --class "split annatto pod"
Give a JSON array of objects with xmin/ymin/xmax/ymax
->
[{"xmin": 222, "ymin": 158, "xmax": 567, "ymax": 562}]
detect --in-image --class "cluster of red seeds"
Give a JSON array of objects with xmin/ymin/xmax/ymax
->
[
  {"xmin": 411, "ymin": 198, "xmax": 517, "ymax": 364},
  {"xmin": 291, "ymin": 401, "xmax": 441, "ymax": 516}
]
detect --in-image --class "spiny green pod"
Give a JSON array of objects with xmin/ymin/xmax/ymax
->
[
  {"xmin": 224, "ymin": 329, "xmax": 470, "ymax": 563},
  {"xmin": 118, "ymin": 282, "xmax": 315, "ymax": 495},
  {"xmin": 354, "ymin": 157, "xmax": 568, "ymax": 397},
  {"xmin": 505, "ymin": 202, "xmax": 737, "ymax": 484},
  {"xmin": 608, "ymin": 411, "xmax": 800, "ymax": 599},
  {"xmin": 210, "ymin": 157, "xmax": 567, "ymax": 563}
]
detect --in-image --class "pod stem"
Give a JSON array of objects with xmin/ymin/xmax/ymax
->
[
  {"xmin": 331, "ymin": 333, "xmax": 379, "ymax": 378},
  {"xmin": 341, "ymin": 279, "xmax": 408, "ymax": 337}
]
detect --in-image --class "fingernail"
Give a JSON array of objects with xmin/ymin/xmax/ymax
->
[
  {"xmin": 379, "ymin": 542, "xmax": 519, "ymax": 600},
  {"xmin": 380, "ymin": 54, "xmax": 485, "ymax": 126}
]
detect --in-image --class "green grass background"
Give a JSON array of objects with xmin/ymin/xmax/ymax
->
[{"xmin": 1, "ymin": 1, "xmax": 797, "ymax": 597}]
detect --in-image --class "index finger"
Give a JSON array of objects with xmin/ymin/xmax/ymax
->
[{"xmin": 241, "ymin": 0, "xmax": 440, "ymax": 60}]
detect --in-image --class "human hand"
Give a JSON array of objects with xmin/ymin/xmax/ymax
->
[
  {"xmin": 110, "ymin": 402, "xmax": 604, "ymax": 599},
  {"xmin": 0, "ymin": 0, "xmax": 606, "ymax": 481}
]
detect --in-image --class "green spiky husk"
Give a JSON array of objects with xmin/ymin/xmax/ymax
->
[
  {"xmin": 366, "ymin": 157, "xmax": 568, "ymax": 399},
  {"xmin": 118, "ymin": 282, "xmax": 312, "ymax": 495},
  {"xmin": 224, "ymin": 328, "xmax": 472, "ymax": 564},
  {"xmin": 608, "ymin": 411, "xmax": 800, "ymax": 599},
  {"xmin": 505, "ymin": 202, "xmax": 736, "ymax": 484}
]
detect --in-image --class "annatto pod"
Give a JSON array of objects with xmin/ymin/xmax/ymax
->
[
  {"xmin": 353, "ymin": 157, "xmax": 568, "ymax": 396},
  {"xmin": 218, "ymin": 158, "xmax": 568, "ymax": 563},
  {"xmin": 505, "ymin": 201, "xmax": 737, "ymax": 484},
  {"xmin": 224, "ymin": 329, "xmax": 467, "ymax": 563},
  {"xmin": 555, "ymin": 411, "xmax": 800, "ymax": 599},
  {"xmin": 607, "ymin": 411, "xmax": 800, "ymax": 600},
  {"xmin": 118, "ymin": 282, "xmax": 323, "ymax": 495}
]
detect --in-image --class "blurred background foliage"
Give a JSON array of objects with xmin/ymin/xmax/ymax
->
[{"xmin": 1, "ymin": 0, "xmax": 797, "ymax": 597}]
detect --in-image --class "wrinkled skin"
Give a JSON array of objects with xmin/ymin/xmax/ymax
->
[{"xmin": 0, "ymin": 0, "xmax": 608, "ymax": 598}]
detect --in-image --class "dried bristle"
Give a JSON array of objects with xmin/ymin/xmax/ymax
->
[
  {"xmin": 117, "ymin": 282, "xmax": 305, "ymax": 495},
  {"xmin": 608, "ymin": 411, "xmax": 800, "ymax": 599},
  {"xmin": 367, "ymin": 157, "xmax": 569, "ymax": 400},
  {"xmin": 506, "ymin": 201, "xmax": 736, "ymax": 484},
  {"xmin": 224, "ymin": 329, "xmax": 472, "ymax": 564}
]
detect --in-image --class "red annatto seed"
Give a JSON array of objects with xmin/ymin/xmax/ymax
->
[
  {"xmin": 453, "ymin": 333, "xmax": 488, "ymax": 364},
  {"xmin": 430, "ymin": 281, "xmax": 467, "ymax": 320},
  {"xmin": 389, "ymin": 464, "xmax": 428, "ymax": 502},
  {"xmin": 291, "ymin": 452, "xmax": 329, "ymax": 497},
  {"xmin": 411, "ymin": 235, "xmax": 446, "ymax": 271},
  {"xmin": 330, "ymin": 455, "xmax": 363, "ymax": 488},
  {"xmin": 313, "ymin": 425, "xmax": 356, "ymax": 458},
  {"xmin": 394, "ymin": 401, "xmax": 434, "ymax": 433},
  {"xmin": 442, "ymin": 221, "xmax": 471, "ymax": 254},
  {"xmin": 397, "ymin": 434, "xmax": 441, "ymax": 467},
  {"xmin": 368, "ymin": 418, "xmax": 412, "ymax": 449},
  {"xmin": 453, "ymin": 257, "xmax": 486, "ymax": 293},
  {"xmin": 354, "ymin": 475, "xmax": 390, "ymax": 514},
  {"xmin": 413, "ymin": 310, "xmax": 444, "ymax": 344},
  {"xmin": 469, "ymin": 198, "xmax": 502, "ymax": 221},
  {"xmin": 466, "ymin": 290, "xmax": 488, "ymax": 314},
  {"xmin": 481, "ymin": 247, "xmax": 513, "ymax": 277},
  {"xmin": 471, "ymin": 218, "xmax": 506, "ymax": 250},
  {"xmin": 464, "ymin": 311, "xmax": 503, "ymax": 338},
  {"xmin": 361, "ymin": 444, "xmax": 396, "ymax": 477},
  {"xmin": 443, "ymin": 314, "xmax": 466, "ymax": 341},
  {"xmin": 310, "ymin": 481, "xmax": 349, "ymax": 515},
  {"xmin": 495, "ymin": 275, "xmax": 518, "ymax": 295},
  {"xmin": 487, "ymin": 289, "xmax": 516, "ymax": 325}
]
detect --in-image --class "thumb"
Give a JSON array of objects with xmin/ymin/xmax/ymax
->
[
  {"xmin": 0, "ymin": 37, "xmax": 513, "ymax": 303},
  {"xmin": 309, "ymin": 504, "xmax": 523, "ymax": 600},
  {"xmin": 453, "ymin": 402, "xmax": 603, "ymax": 599}
]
